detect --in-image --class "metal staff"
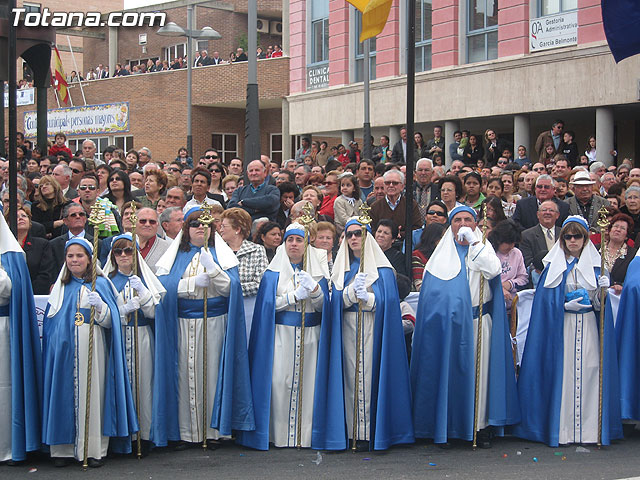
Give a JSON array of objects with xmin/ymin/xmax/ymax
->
[
  {"xmin": 472, "ymin": 203, "xmax": 489, "ymax": 450},
  {"xmin": 296, "ymin": 202, "xmax": 315, "ymax": 449},
  {"xmin": 597, "ymin": 206, "xmax": 611, "ymax": 447},
  {"xmin": 129, "ymin": 202, "xmax": 142, "ymax": 458},
  {"xmin": 199, "ymin": 203, "xmax": 215, "ymax": 449},
  {"xmin": 352, "ymin": 203, "xmax": 372, "ymax": 452},
  {"xmin": 82, "ymin": 203, "xmax": 105, "ymax": 469}
]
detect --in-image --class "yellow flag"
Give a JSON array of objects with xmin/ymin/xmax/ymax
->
[{"xmin": 347, "ymin": 0, "xmax": 393, "ymax": 42}]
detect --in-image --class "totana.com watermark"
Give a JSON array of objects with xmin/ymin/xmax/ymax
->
[{"xmin": 12, "ymin": 8, "xmax": 166, "ymax": 28}]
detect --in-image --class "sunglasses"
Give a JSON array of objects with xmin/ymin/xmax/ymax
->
[
  {"xmin": 168, "ymin": 167, "xmax": 181, "ymax": 173},
  {"xmin": 427, "ymin": 210, "xmax": 447, "ymax": 217},
  {"xmin": 497, "ymin": 160, "xmax": 507, "ymax": 165},
  {"xmin": 71, "ymin": 168, "xmax": 82, "ymax": 174},
  {"xmin": 78, "ymin": 185, "xmax": 96, "ymax": 191},
  {"xmin": 138, "ymin": 219, "xmax": 157, "ymax": 225},
  {"xmin": 384, "ymin": 181, "xmax": 401, "ymax": 186},
  {"xmin": 345, "ymin": 230, "xmax": 363, "ymax": 239},
  {"xmin": 209, "ymin": 168, "xmax": 222, "ymax": 173},
  {"xmin": 563, "ymin": 233, "xmax": 584, "ymax": 241},
  {"xmin": 188, "ymin": 220, "xmax": 203, "ymax": 228},
  {"xmin": 204, "ymin": 155, "xmax": 219, "ymax": 159},
  {"xmin": 66, "ymin": 211, "xmax": 87, "ymax": 218},
  {"xmin": 323, "ymin": 181, "xmax": 337, "ymax": 186},
  {"xmin": 113, "ymin": 247, "xmax": 134, "ymax": 256}
]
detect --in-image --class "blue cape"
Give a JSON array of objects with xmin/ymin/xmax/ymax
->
[
  {"xmin": 2, "ymin": 251, "xmax": 43, "ymax": 461},
  {"xmin": 236, "ymin": 270, "xmax": 331, "ymax": 450},
  {"xmin": 411, "ymin": 243, "xmax": 520, "ymax": 442},
  {"xmin": 513, "ymin": 263, "xmax": 622, "ymax": 446},
  {"xmin": 41, "ymin": 276, "xmax": 139, "ymax": 450},
  {"xmin": 615, "ymin": 256, "xmax": 640, "ymax": 420},
  {"xmin": 152, "ymin": 245, "xmax": 254, "ymax": 446},
  {"xmin": 312, "ymin": 261, "xmax": 414, "ymax": 451}
]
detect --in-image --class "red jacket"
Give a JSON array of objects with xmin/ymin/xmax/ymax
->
[{"xmin": 49, "ymin": 144, "xmax": 73, "ymax": 158}]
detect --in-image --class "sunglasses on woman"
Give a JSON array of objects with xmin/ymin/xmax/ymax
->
[
  {"xmin": 188, "ymin": 220, "xmax": 203, "ymax": 228},
  {"xmin": 345, "ymin": 230, "xmax": 363, "ymax": 239},
  {"xmin": 427, "ymin": 210, "xmax": 447, "ymax": 217},
  {"xmin": 563, "ymin": 233, "xmax": 584, "ymax": 241},
  {"xmin": 113, "ymin": 247, "xmax": 134, "ymax": 256}
]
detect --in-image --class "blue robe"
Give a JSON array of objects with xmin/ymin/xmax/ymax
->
[
  {"xmin": 41, "ymin": 276, "xmax": 138, "ymax": 451},
  {"xmin": 2, "ymin": 250, "xmax": 42, "ymax": 461},
  {"xmin": 615, "ymin": 256, "xmax": 640, "ymax": 420},
  {"xmin": 312, "ymin": 261, "xmax": 414, "ymax": 451},
  {"xmin": 236, "ymin": 270, "xmax": 331, "ymax": 450},
  {"xmin": 513, "ymin": 263, "xmax": 622, "ymax": 446},
  {"xmin": 152, "ymin": 245, "xmax": 254, "ymax": 446},
  {"xmin": 411, "ymin": 243, "xmax": 520, "ymax": 442}
]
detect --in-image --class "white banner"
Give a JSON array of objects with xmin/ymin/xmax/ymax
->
[
  {"xmin": 23, "ymin": 102, "xmax": 130, "ymax": 138},
  {"xmin": 530, "ymin": 11, "xmax": 578, "ymax": 52},
  {"xmin": 4, "ymin": 87, "xmax": 35, "ymax": 108}
]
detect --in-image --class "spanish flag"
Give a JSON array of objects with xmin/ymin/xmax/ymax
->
[
  {"xmin": 52, "ymin": 46, "xmax": 69, "ymax": 104},
  {"xmin": 347, "ymin": 0, "xmax": 393, "ymax": 42}
]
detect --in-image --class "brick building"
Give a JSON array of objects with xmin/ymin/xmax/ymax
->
[{"xmin": 286, "ymin": 0, "xmax": 640, "ymax": 166}]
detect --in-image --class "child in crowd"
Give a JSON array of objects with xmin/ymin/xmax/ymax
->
[{"xmin": 332, "ymin": 173, "xmax": 363, "ymax": 234}]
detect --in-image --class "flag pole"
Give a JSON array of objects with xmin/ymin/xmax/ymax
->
[
  {"xmin": 66, "ymin": 36, "xmax": 86, "ymax": 106},
  {"xmin": 404, "ymin": 0, "xmax": 416, "ymax": 275},
  {"xmin": 362, "ymin": 38, "xmax": 371, "ymax": 161}
]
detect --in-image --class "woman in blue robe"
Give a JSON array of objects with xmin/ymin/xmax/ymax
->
[
  {"xmin": 42, "ymin": 237, "xmax": 138, "ymax": 467},
  {"xmin": 153, "ymin": 208, "xmax": 254, "ymax": 448},
  {"xmin": 0, "ymin": 210, "xmax": 42, "ymax": 465},
  {"xmin": 312, "ymin": 217, "xmax": 414, "ymax": 451},
  {"xmin": 103, "ymin": 233, "xmax": 166, "ymax": 453},
  {"xmin": 514, "ymin": 215, "xmax": 622, "ymax": 446}
]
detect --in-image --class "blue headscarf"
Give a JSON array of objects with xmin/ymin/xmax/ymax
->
[{"xmin": 448, "ymin": 205, "xmax": 477, "ymax": 222}]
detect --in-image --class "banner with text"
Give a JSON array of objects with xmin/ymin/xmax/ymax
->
[
  {"xmin": 530, "ymin": 11, "xmax": 578, "ymax": 52},
  {"xmin": 4, "ymin": 87, "xmax": 35, "ymax": 108},
  {"xmin": 23, "ymin": 102, "xmax": 130, "ymax": 138}
]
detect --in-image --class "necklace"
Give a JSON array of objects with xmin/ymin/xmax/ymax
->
[
  {"xmin": 74, "ymin": 288, "xmax": 85, "ymax": 326},
  {"xmin": 604, "ymin": 243, "xmax": 626, "ymax": 272}
]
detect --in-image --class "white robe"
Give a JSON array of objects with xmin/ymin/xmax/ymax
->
[
  {"xmin": 342, "ymin": 282, "xmax": 376, "ymax": 441},
  {"xmin": 270, "ymin": 268, "xmax": 323, "ymax": 448},
  {"xmin": 0, "ymin": 266, "xmax": 13, "ymax": 462},
  {"xmin": 176, "ymin": 252, "xmax": 231, "ymax": 443},
  {"xmin": 558, "ymin": 265, "xmax": 600, "ymax": 445},
  {"xmin": 50, "ymin": 285, "xmax": 111, "ymax": 461},
  {"xmin": 117, "ymin": 279, "xmax": 156, "ymax": 441}
]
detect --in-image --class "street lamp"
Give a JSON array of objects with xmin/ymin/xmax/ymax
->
[{"xmin": 157, "ymin": 9, "xmax": 221, "ymax": 158}]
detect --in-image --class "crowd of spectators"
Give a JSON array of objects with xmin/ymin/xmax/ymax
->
[{"xmin": 0, "ymin": 119, "xmax": 636, "ymax": 312}]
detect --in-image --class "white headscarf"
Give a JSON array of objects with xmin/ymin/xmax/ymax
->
[
  {"xmin": 425, "ymin": 225, "xmax": 484, "ymax": 281},
  {"xmin": 542, "ymin": 238, "xmax": 600, "ymax": 289},
  {"xmin": 0, "ymin": 210, "xmax": 22, "ymax": 256},
  {"xmin": 330, "ymin": 217, "xmax": 391, "ymax": 291}
]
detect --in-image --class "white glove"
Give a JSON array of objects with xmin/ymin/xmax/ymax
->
[
  {"xmin": 199, "ymin": 249, "xmax": 219, "ymax": 273},
  {"xmin": 456, "ymin": 226, "xmax": 476, "ymax": 244},
  {"xmin": 194, "ymin": 273, "xmax": 210, "ymax": 288},
  {"xmin": 354, "ymin": 282, "xmax": 369, "ymax": 301},
  {"xmin": 354, "ymin": 272, "xmax": 367, "ymax": 290},
  {"xmin": 296, "ymin": 270, "xmax": 318, "ymax": 293},
  {"xmin": 86, "ymin": 291, "xmax": 103, "ymax": 311},
  {"xmin": 129, "ymin": 275, "xmax": 149, "ymax": 296},
  {"xmin": 122, "ymin": 297, "xmax": 140, "ymax": 315},
  {"xmin": 564, "ymin": 298, "xmax": 588, "ymax": 312},
  {"xmin": 598, "ymin": 275, "xmax": 610, "ymax": 289},
  {"xmin": 294, "ymin": 285, "xmax": 310, "ymax": 301}
]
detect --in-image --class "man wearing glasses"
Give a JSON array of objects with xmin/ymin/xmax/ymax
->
[
  {"xmin": 512, "ymin": 174, "xmax": 569, "ymax": 231},
  {"xmin": 133, "ymin": 207, "xmax": 171, "ymax": 274},
  {"xmin": 413, "ymin": 158, "xmax": 440, "ymax": 219},
  {"xmin": 370, "ymin": 169, "xmax": 422, "ymax": 240},
  {"xmin": 202, "ymin": 149, "xmax": 220, "ymax": 168},
  {"xmin": 73, "ymin": 173, "xmax": 122, "ymax": 235},
  {"xmin": 68, "ymin": 158, "xmax": 86, "ymax": 190}
]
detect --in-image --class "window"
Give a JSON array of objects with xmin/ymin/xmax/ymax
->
[
  {"xmin": 270, "ymin": 134, "xmax": 283, "ymax": 165},
  {"xmin": 211, "ymin": 133, "xmax": 238, "ymax": 164},
  {"xmin": 354, "ymin": 10, "xmax": 376, "ymax": 82},
  {"xmin": 540, "ymin": 0, "xmax": 577, "ymax": 16},
  {"xmin": 114, "ymin": 135, "xmax": 134, "ymax": 152},
  {"xmin": 311, "ymin": 18, "xmax": 330, "ymax": 64},
  {"xmin": 415, "ymin": 0, "xmax": 433, "ymax": 72},
  {"xmin": 23, "ymin": 2, "xmax": 41, "ymax": 13},
  {"xmin": 127, "ymin": 57, "xmax": 160, "ymax": 68},
  {"xmin": 467, "ymin": 0, "xmax": 498, "ymax": 63},
  {"xmin": 164, "ymin": 43, "xmax": 187, "ymax": 63},
  {"xmin": 195, "ymin": 40, "xmax": 209, "ymax": 53}
]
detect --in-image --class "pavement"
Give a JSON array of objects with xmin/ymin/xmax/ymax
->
[{"xmin": 6, "ymin": 436, "xmax": 640, "ymax": 480}]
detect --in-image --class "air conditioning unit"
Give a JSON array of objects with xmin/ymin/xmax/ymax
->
[
  {"xmin": 270, "ymin": 21, "xmax": 283, "ymax": 35},
  {"xmin": 257, "ymin": 18, "xmax": 269, "ymax": 33}
]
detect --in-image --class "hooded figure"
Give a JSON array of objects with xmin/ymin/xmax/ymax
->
[
  {"xmin": 411, "ymin": 205, "xmax": 520, "ymax": 448},
  {"xmin": 0, "ymin": 210, "xmax": 42, "ymax": 463},
  {"xmin": 42, "ymin": 237, "xmax": 138, "ymax": 467},
  {"xmin": 237, "ymin": 223, "xmax": 330, "ymax": 450},
  {"xmin": 312, "ymin": 217, "xmax": 414, "ymax": 451},
  {"xmin": 103, "ymin": 233, "xmax": 166, "ymax": 448},
  {"xmin": 153, "ymin": 207, "xmax": 254, "ymax": 447},
  {"xmin": 514, "ymin": 215, "xmax": 622, "ymax": 446}
]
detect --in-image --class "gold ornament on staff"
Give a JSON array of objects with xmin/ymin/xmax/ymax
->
[
  {"xmin": 296, "ymin": 201, "xmax": 315, "ymax": 449},
  {"xmin": 472, "ymin": 203, "xmax": 489, "ymax": 450},
  {"xmin": 82, "ymin": 202, "xmax": 106, "ymax": 469},
  {"xmin": 597, "ymin": 206, "xmax": 611, "ymax": 447},
  {"xmin": 129, "ymin": 202, "xmax": 143, "ymax": 459},
  {"xmin": 352, "ymin": 203, "xmax": 372, "ymax": 452},
  {"xmin": 199, "ymin": 203, "xmax": 215, "ymax": 450}
]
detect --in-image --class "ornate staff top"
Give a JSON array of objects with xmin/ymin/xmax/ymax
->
[
  {"xmin": 129, "ymin": 201, "xmax": 138, "ymax": 229},
  {"xmin": 299, "ymin": 201, "xmax": 315, "ymax": 228},
  {"xmin": 357, "ymin": 202, "xmax": 372, "ymax": 226},
  {"xmin": 597, "ymin": 205, "xmax": 611, "ymax": 232},
  {"xmin": 199, "ymin": 202, "xmax": 215, "ymax": 228},
  {"xmin": 88, "ymin": 201, "xmax": 106, "ymax": 228}
]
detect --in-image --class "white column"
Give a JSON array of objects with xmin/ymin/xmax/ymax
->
[
  {"xmin": 596, "ymin": 107, "xmax": 615, "ymax": 167},
  {"xmin": 282, "ymin": 0, "xmax": 290, "ymax": 55},
  {"xmin": 513, "ymin": 114, "xmax": 530, "ymax": 158},
  {"xmin": 108, "ymin": 27, "xmax": 118, "ymax": 75},
  {"xmin": 282, "ymin": 98, "xmax": 291, "ymax": 162},
  {"xmin": 388, "ymin": 126, "xmax": 401, "ymax": 147},
  {"xmin": 444, "ymin": 120, "xmax": 459, "ymax": 169},
  {"xmin": 342, "ymin": 130, "xmax": 354, "ymax": 146}
]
